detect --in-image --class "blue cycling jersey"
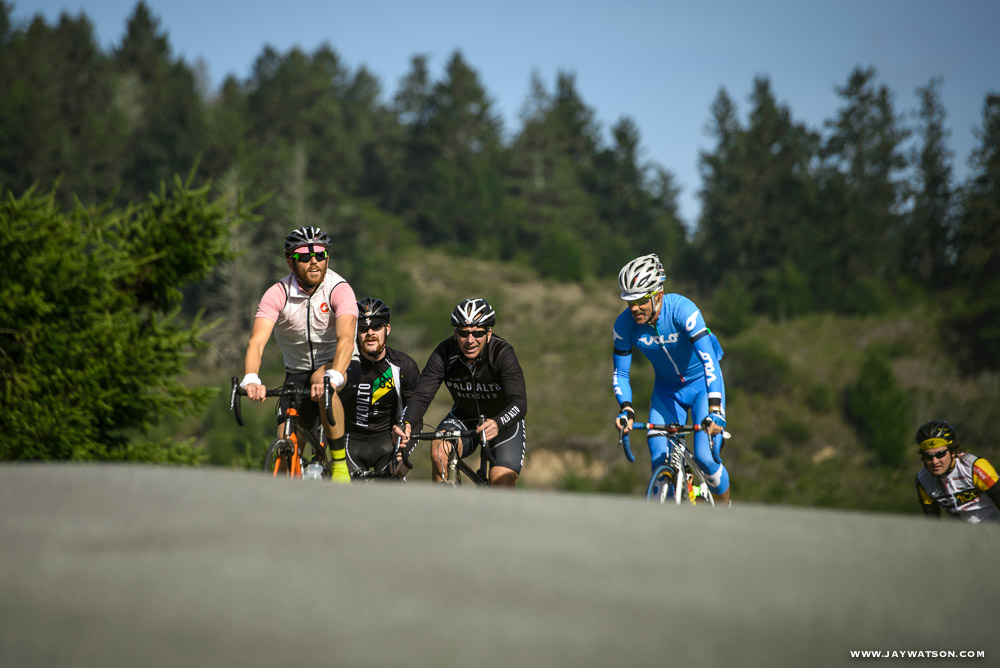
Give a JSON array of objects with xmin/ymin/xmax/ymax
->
[
  {"xmin": 612, "ymin": 292, "xmax": 725, "ymax": 405},
  {"xmin": 612, "ymin": 292, "xmax": 731, "ymax": 495}
]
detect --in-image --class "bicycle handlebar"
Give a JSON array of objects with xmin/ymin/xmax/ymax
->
[
  {"xmin": 398, "ymin": 415, "xmax": 488, "ymax": 469},
  {"xmin": 229, "ymin": 376, "xmax": 336, "ymax": 427},
  {"xmin": 618, "ymin": 421, "xmax": 730, "ymax": 463},
  {"xmin": 407, "ymin": 427, "xmax": 480, "ymax": 441},
  {"xmin": 619, "ymin": 422, "xmax": 700, "ymax": 462}
]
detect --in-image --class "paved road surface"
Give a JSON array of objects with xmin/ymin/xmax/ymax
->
[{"xmin": 1, "ymin": 464, "xmax": 996, "ymax": 667}]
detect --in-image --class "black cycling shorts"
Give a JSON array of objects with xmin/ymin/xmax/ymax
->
[
  {"xmin": 344, "ymin": 431, "xmax": 396, "ymax": 475},
  {"xmin": 276, "ymin": 369, "xmax": 322, "ymax": 432},
  {"xmin": 437, "ymin": 412, "xmax": 526, "ymax": 474}
]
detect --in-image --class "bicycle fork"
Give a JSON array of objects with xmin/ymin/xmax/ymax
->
[{"xmin": 277, "ymin": 408, "xmax": 302, "ymax": 478}]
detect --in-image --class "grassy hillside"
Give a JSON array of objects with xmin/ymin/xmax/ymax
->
[{"xmin": 179, "ymin": 252, "xmax": 1000, "ymax": 515}]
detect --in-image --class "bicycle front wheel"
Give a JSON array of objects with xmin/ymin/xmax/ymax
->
[
  {"xmin": 645, "ymin": 465, "xmax": 674, "ymax": 503},
  {"xmin": 263, "ymin": 438, "xmax": 296, "ymax": 478}
]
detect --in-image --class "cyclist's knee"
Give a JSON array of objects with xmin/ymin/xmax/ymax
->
[
  {"xmin": 490, "ymin": 466, "xmax": 518, "ymax": 487},
  {"xmin": 431, "ymin": 439, "xmax": 451, "ymax": 465},
  {"xmin": 704, "ymin": 463, "xmax": 729, "ymax": 494}
]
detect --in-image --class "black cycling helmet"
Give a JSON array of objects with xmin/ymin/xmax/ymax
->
[
  {"xmin": 915, "ymin": 420, "xmax": 957, "ymax": 451},
  {"xmin": 357, "ymin": 297, "xmax": 391, "ymax": 324},
  {"xmin": 284, "ymin": 226, "xmax": 331, "ymax": 256},
  {"xmin": 451, "ymin": 298, "xmax": 496, "ymax": 328}
]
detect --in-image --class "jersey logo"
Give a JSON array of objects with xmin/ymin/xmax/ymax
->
[
  {"xmin": 638, "ymin": 333, "xmax": 679, "ymax": 346},
  {"xmin": 613, "ymin": 330, "xmax": 624, "ymax": 341},
  {"xmin": 698, "ymin": 349, "xmax": 718, "ymax": 384},
  {"xmin": 371, "ymin": 368, "xmax": 395, "ymax": 404},
  {"xmin": 954, "ymin": 488, "xmax": 980, "ymax": 508},
  {"xmin": 320, "ymin": 302, "xmax": 330, "ymax": 313},
  {"xmin": 685, "ymin": 310, "xmax": 700, "ymax": 332}
]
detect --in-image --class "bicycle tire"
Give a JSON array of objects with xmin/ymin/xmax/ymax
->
[
  {"xmin": 645, "ymin": 465, "xmax": 674, "ymax": 503},
  {"xmin": 263, "ymin": 438, "xmax": 296, "ymax": 478},
  {"xmin": 444, "ymin": 445, "xmax": 461, "ymax": 486}
]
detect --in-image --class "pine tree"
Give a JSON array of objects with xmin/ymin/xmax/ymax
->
[
  {"xmin": 0, "ymin": 176, "xmax": 246, "ymax": 461},
  {"xmin": 904, "ymin": 78, "xmax": 955, "ymax": 288},
  {"xmin": 948, "ymin": 93, "xmax": 1000, "ymax": 372}
]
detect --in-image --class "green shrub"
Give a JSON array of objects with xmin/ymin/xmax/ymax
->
[
  {"xmin": 753, "ymin": 436, "xmax": 782, "ymax": 458},
  {"xmin": 722, "ymin": 339, "xmax": 793, "ymax": 395},
  {"xmin": 805, "ymin": 382, "xmax": 836, "ymax": 414},
  {"xmin": 775, "ymin": 418, "xmax": 811, "ymax": 445},
  {"xmin": 847, "ymin": 348, "xmax": 910, "ymax": 466}
]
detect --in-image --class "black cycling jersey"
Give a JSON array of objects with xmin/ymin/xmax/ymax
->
[
  {"xmin": 401, "ymin": 335, "xmax": 527, "ymax": 430},
  {"xmin": 341, "ymin": 346, "xmax": 421, "ymax": 437}
]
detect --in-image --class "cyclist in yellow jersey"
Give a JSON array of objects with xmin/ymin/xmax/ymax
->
[{"xmin": 914, "ymin": 420, "xmax": 1000, "ymax": 523}]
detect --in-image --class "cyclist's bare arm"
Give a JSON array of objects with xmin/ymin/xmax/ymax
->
[
  {"xmin": 243, "ymin": 317, "xmax": 276, "ymax": 402},
  {"xmin": 332, "ymin": 314, "xmax": 357, "ymax": 376},
  {"xmin": 312, "ymin": 314, "xmax": 358, "ymax": 400}
]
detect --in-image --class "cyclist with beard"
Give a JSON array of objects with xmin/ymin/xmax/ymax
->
[
  {"xmin": 340, "ymin": 297, "xmax": 421, "ymax": 479},
  {"xmin": 393, "ymin": 298, "xmax": 527, "ymax": 487},
  {"xmin": 240, "ymin": 226, "xmax": 358, "ymax": 483}
]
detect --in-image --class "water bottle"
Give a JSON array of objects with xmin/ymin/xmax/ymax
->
[{"xmin": 303, "ymin": 462, "xmax": 323, "ymax": 480}]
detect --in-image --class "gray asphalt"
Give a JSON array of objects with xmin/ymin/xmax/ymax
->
[{"xmin": 1, "ymin": 464, "xmax": 996, "ymax": 667}]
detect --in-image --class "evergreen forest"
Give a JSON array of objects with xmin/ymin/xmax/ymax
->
[{"xmin": 2, "ymin": 2, "xmax": 999, "ymax": 513}]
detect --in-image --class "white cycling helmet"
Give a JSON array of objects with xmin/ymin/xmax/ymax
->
[{"xmin": 618, "ymin": 253, "xmax": 666, "ymax": 300}]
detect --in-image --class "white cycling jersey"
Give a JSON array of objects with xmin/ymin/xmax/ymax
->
[
  {"xmin": 255, "ymin": 269, "xmax": 357, "ymax": 372},
  {"xmin": 916, "ymin": 452, "xmax": 1000, "ymax": 523}
]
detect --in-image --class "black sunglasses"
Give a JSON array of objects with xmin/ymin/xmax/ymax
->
[
  {"xmin": 359, "ymin": 322, "xmax": 387, "ymax": 333},
  {"xmin": 921, "ymin": 450, "xmax": 949, "ymax": 462},
  {"xmin": 292, "ymin": 249, "xmax": 328, "ymax": 263},
  {"xmin": 456, "ymin": 328, "xmax": 489, "ymax": 339}
]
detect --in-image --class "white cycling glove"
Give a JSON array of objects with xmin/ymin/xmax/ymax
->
[{"xmin": 240, "ymin": 373, "xmax": 262, "ymax": 388}]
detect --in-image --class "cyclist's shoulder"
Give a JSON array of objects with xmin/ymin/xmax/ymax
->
[
  {"xmin": 386, "ymin": 346, "xmax": 420, "ymax": 368},
  {"xmin": 321, "ymin": 267, "xmax": 351, "ymax": 285},
  {"xmin": 424, "ymin": 337, "xmax": 460, "ymax": 367},
  {"xmin": 969, "ymin": 453, "xmax": 999, "ymax": 477},
  {"xmin": 661, "ymin": 291, "xmax": 699, "ymax": 313},
  {"xmin": 613, "ymin": 308, "xmax": 635, "ymax": 331},
  {"xmin": 915, "ymin": 466, "xmax": 937, "ymax": 487},
  {"xmin": 486, "ymin": 335, "xmax": 521, "ymax": 363}
]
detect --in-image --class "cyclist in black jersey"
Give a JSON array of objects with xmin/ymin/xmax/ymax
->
[
  {"xmin": 393, "ymin": 298, "xmax": 527, "ymax": 487},
  {"xmin": 340, "ymin": 298, "xmax": 421, "ymax": 479}
]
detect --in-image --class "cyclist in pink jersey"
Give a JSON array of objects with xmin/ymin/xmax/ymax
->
[{"xmin": 240, "ymin": 227, "xmax": 359, "ymax": 483}]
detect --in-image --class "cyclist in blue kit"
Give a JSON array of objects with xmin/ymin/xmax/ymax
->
[{"xmin": 612, "ymin": 253, "xmax": 732, "ymax": 505}]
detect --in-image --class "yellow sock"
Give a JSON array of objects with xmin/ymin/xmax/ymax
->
[{"xmin": 331, "ymin": 448, "xmax": 350, "ymax": 484}]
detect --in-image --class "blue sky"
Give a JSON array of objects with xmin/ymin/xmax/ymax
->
[{"xmin": 12, "ymin": 0, "xmax": 1000, "ymax": 226}]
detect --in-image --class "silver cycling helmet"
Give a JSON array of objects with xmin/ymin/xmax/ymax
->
[
  {"xmin": 284, "ymin": 226, "xmax": 331, "ymax": 256},
  {"xmin": 618, "ymin": 253, "xmax": 666, "ymax": 300},
  {"xmin": 451, "ymin": 298, "xmax": 496, "ymax": 328}
]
